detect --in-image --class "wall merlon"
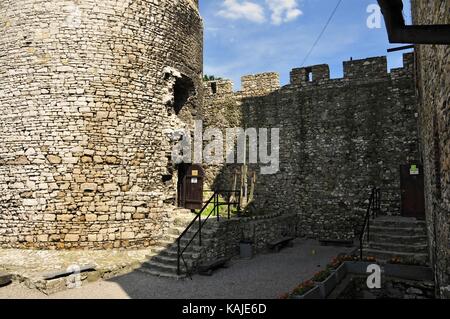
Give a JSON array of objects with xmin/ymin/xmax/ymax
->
[
  {"xmin": 343, "ymin": 56, "xmax": 388, "ymax": 80},
  {"xmin": 203, "ymin": 80, "xmax": 234, "ymax": 96},
  {"xmin": 402, "ymin": 52, "xmax": 414, "ymax": 71},
  {"xmin": 290, "ymin": 64, "xmax": 330, "ymax": 85},
  {"xmin": 241, "ymin": 72, "xmax": 280, "ymax": 96}
]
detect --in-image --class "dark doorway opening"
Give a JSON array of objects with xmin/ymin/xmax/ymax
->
[{"xmin": 400, "ymin": 163, "xmax": 425, "ymax": 219}]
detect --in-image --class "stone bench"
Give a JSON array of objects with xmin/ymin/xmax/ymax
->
[
  {"xmin": 198, "ymin": 258, "xmax": 230, "ymax": 276},
  {"xmin": 268, "ymin": 236, "xmax": 295, "ymax": 252}
]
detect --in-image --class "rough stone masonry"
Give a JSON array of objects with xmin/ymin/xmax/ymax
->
[
  {"xmin": 0, "ymin": 0, "xmax": 203, "ymax": 249},
  {"xmin": 411, "ymin": 0, "xmax": 450, "ymax": 298},
  {"xmin": 203, "ymin": 53, "xmax": 420, "ymax": 241}
]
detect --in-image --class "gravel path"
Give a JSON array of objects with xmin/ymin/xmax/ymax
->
[{"xmin": 0, "ymin": 239, "xmax": 353, "ymax": 299}]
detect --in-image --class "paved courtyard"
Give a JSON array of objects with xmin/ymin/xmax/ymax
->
[{"xmin": 0, "ymin": 239, "xmax": 354, "ymax": 299}]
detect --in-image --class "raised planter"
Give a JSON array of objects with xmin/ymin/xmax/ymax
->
[
  {"xmin": 315, "ymin": 272, "xmax": 337, "ymax": 298},
  {"xmin": 331, "ymin": 263, "xmax": 347, "ymax": 284},
  {"xmin": 343, "ymin": 261, "xmax": 378, "ymax": 275},
  {"xmin": 384, "ymin": 264, "xmax": 433, "ymax": 281},
  {"xmin": 290, "ymin": 285, "xmax": 322, "ymax": 299}
]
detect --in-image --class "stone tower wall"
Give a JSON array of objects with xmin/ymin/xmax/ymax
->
[
  {"xmin": 0, "ymin": 0, "xmax": 203, "ymax": 249},
  {"xmin": 412, "ymin": 0, "xmax": 450, "ymax": 298}
]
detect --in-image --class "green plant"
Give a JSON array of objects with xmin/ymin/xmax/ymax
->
[
  {"xmin": 362, "ymin": 256, "xmax": 377, "ymax": 262},
  {"xmin": 337, "ymin": 255, "xmax": 359, "ymax": 262},
  {"xmin": 312, "ymin": 269, "xmax": 331, "ymax": 283},
  {"xmin": 387, "ymin": 256, "xmax": 422, "ymax": 266},
  {"xmin": 335, "ymin": 254, "xmax": 376, "ymax": 263},
  {"xmin": 327, "ymin": 257, "xmax": 343, "ymax": 270},
  {"xmin": 195, "ymin": 192, "xmax": 239, "ymax": 217},
  {"xmin": 291, "ymin": 280, "xmax": 315, "ymax": 296},
  {"xmin": 203, "ymin": 74, "xmax": 223, "ymax": 82}
]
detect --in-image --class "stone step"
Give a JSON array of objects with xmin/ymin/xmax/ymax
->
[
  {"xmin": 370, "ymin": 233, "xmax": 428, "ymax": 245},
  {"xmin": 370, "ymin": 226, "xmax": 426, "ymax": 236},
  {"xmin": 150, "ymin": 254, "xmax": 183, "ymax": 265},
  {"xmin": 156, "ymin": 237, "xmax": 205, "ymax": 250},
  {"xmin": 149, "ymin": 252, "xmax": 200, "ymax": 265},
  {"xmin": 150, "ymin": 239, "xmax": 205, "ymax": 255},
  {"xmin": 364, "ymin": 248, "xmax": 428, "ymax": 264},
  {"xmin": 163, "ymin": 229, "xmax": 216, "ymax": 242},
  {"xmin": 367, "ymin": 242, "xmax": 428, "ymax": 254},
  {"xmin": 138, "ymin": 267, "xmax": 186, "ymax": 280},
  {"xmin": 167, "ymin": 224, "xmax": 217, "ymax": 237},
  {"xmin": 142, "ymin": 260, "xmax": 190, "ymax": 274},
  {"xmin": 372, "ymin": 217, "xmax": 426, "ymax": 228}
]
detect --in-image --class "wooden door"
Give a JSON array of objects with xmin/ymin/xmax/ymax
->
[
  {"xmin": 400, "ymin": 164, "xmax": 425, "ymax": 220},
  {"xmin": 177, "ymin": 164, "xmax": 204, "ymax": 210}
]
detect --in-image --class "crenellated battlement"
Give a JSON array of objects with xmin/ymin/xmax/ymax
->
[
  {"xmin": 205, "ymin": 53, "xmax": 414, "ymax": 98},
  {"xmin": 289, "ymin": 53, "xmax": 413, "ymax": 86}
]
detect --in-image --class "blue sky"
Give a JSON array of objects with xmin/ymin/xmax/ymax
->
[{"xmin": 200, "ymin": 0, "xmax": 413, "ymax": 90}]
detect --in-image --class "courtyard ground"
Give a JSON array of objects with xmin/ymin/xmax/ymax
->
[{"xmin": 0, "ymin": 239, "xmax": 353, "ymax": 299}]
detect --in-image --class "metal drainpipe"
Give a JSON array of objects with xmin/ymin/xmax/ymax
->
[{"xmin": 377, "ymin": 0, "xmax": 450, "ymax": 45}]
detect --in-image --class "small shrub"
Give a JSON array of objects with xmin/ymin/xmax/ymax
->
[
  {"xmin": 327, "ymin": 257, "xmax": 343, "ymax": 270},
  {"xmin": 312, "ymin": 269, "xmax": 331, "ymax": 283},
  {"xmin": 387, "ymin": 256, "xmax": 422, "ymax": 266},
  {"xmin": 291, "ymin": 280, "xmax": 315, "ymax": 296}
]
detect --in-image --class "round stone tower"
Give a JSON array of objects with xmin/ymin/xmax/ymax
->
[{"xmin": 0, "ymin": 0, "xmax": 203, "ymax": 249}]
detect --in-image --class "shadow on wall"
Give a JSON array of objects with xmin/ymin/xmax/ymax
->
[{"xmin": 203, "ymin": 53, "xmax": 420, "ymax": 241}]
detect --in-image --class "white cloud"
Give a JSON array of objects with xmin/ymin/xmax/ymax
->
[
  {"xmin": 217, "ymin": 0, "xmax": 266, "ymax": 23},
  {"xmin": 266, "ymin": 0, "xmax": 303, "ymax": 25},
  {"xmin": 217, "ymin": 0, "xmax": 302, "ymax": 25}
]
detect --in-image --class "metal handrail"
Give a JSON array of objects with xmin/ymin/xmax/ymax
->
[
  {"xmin": 177, "ymin": 190, "xmax": 241, "ymax": 278},
  {"xmin": 359, "ymin": 187, "xmax": 381, "ymax": 260}
]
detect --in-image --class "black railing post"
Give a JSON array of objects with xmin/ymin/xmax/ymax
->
[
  {"xmin": 199, "ymin": 212, "xmax": 202, "ymax": 246},
  {"xmin": 216, "ymin": 193, "xmax": 220, "ymax": 222},
  {"xmin": 378, "ymin": 188, "xmax": 381, "ymax": 215},
  {"xmin": 177, "ymin": 238, "xmax": 181, "ymax": 276},
  {"xmin": 237, "ymin": 191, "xmax": 241, "ymax": 214},
  {"xmin": 360, "ymin": 240, "xmax": 363, "ymax": 260}
]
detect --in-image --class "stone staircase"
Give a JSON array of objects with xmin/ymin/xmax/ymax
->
[
  {"xmin": 363, "ymin": 216, "xmax": 429, "ymax": 265},
  {"xmin": 139, "ymin": 210, "xmax": 219, "ymax": 279}
]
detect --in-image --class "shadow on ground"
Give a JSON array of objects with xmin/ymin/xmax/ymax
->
[{"xmin": 106, "ymin": 239, "xmax": 354, "ymax": 299}]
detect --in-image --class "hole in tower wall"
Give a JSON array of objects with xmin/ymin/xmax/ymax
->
[
  {"xmin": 173, "ymin": 75, "xmax": 196, "ymax": 115},
  {"xmin": 211, "ymin": 82, "xmax": 217, "ymax": 94}
]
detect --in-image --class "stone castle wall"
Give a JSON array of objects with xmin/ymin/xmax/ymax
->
[
  {"xmin": 0, "ymin": 0, "xmax": 203, "ymax": 249},
  {"xmin": 203, "ymin": 53, "xmax": 420, "ymax": 240},
  {"xmin": 412, "ymin": 0, "xmax": 450, "ymax": 298}
]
